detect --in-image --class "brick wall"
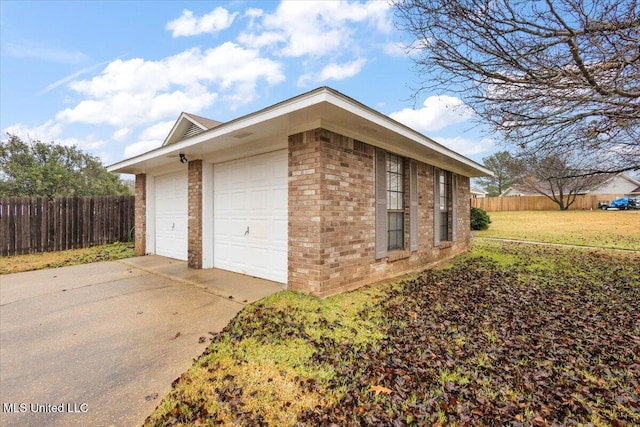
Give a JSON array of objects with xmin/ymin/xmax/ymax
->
[
  {"xmin": 288, "ymin": 131, "xmax": 324, "ymax": 294},
  {"xmin": 314, "ymin": 129, "xmax": 376, "ymax": 296},
  {"xmin": 188, "ymin": 160, "xmax": 203, "ymax": 269},
  {"xmin": 288, "ymin": 128, "xmax": 471, "ymax": 297},
  {"xmin": 134, "ymin": 173, "xmax": 146, "ymax": 255}
]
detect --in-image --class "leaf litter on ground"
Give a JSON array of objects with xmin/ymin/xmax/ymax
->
[{"xmin": 144, "ymin": 241, "xmax": 640, "ymax": 426}]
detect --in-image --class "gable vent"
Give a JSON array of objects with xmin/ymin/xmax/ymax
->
[{"xmin": 183, "ymin": 123, "xmax": 204, "ymax": 139}]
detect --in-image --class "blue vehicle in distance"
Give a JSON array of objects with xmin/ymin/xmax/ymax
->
[{"xmin": 604, "ymin": 196, "xmax": 638, "ymax": 210}]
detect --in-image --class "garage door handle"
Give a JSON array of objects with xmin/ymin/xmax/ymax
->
[{"xmin": 244, "ymin": 226, "xmax": 249, "ymax": 236}]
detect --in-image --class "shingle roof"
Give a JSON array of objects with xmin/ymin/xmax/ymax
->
[{"xmin": 183, "ymin": 113, "xmax": 222, "ymax": 129}]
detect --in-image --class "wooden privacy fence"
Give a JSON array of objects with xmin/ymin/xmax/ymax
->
[
  {"xmin": 0, "ymin": 196, "xmax": 135, "ymax": 257},
  {"xmin": 471, "ymin": 194, "xmax": 621, "ymax": 212}
]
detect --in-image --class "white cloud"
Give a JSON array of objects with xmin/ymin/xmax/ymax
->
[
  {"xmin": 318, "ymin": 59, "xmax": 367, "ymax": 81},
  {"xmin": 245, "ymin": 8, "xmax": 265, "ymax": 28},
  {"xmin": 68, "ymin": 58, "xmax": 168, "ymax": 98},
  {"xmin": 124, "ymin": 139, "xmax": 162, "ymax": 158},
  {"xmin": 2, "ymin": 120, "xmax": 106, "ymax": 153},
  {"xmin": 3, "ymin": 120, "xmax": 63, "ymax": 142},
  {"xmin": 299, "ymin": 58, "xmax": 367, "ymax": 85},
  {"xmin": 112, "ymin": 128, "xmax": 132, "ymax": 141},
  {"xmin": 40, "ymin": 57, "xmax": 125, "ymax": 95},
  {"xmin": 166, "ymin": 7, "xmax": 237, "ymax": 37},
  {"xmin": 57, "ymin": 85, "xmax": 218, "ymax": 127},
  {"xmin": 236, "ymin": 31, "xmax": 285, "ymax": 50},
  {"xmin": 435, "ymin": 136, "xmax": 495, "ymax": 156},
  {"xmin": 389, "ymin": 95, "xmax": 474, "ymax": 132},
  {"xmin": 239, "ymin": 1, "xmax": 392, "ymax": 57},
  {"xmin": 140, "ymin": 120, "xmax": 175, "ymax": 141},
  {"xmin": 57, "ymin": 43, "xmax": 284, "ymax": 127},
  {"xmin": 59, "ymin": 136, "xmax": 106, "ymax": 151},
  {"xmin": 382, "ymin": 41, "xmax": 407, "ymax": 57}
]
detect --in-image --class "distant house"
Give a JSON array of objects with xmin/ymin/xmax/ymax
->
[
  {"xmin": 592, "ymin": 173, "xmax": 640, "ymax": 196},
  {"xmin": 470, "ymin": 187, "xmax": 488, "ymax": 198},
  {"xmin": 500, "ymin": 173, "xmax": 640, "ymax": 197}
]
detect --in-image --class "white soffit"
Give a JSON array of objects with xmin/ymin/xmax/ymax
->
[{"xmin": 108, "ymin": 87, "xmax": 493, "ymax": 177}]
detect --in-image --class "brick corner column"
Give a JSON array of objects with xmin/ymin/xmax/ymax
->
[
  {"xmin": 134, "ymin": 173, "xmax": 146, "ymax": 255},
  {"xmin": 188, "ymin": 160, "xmax": 203, "ymax": 269}
]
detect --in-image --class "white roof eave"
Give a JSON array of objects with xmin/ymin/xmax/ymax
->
[{"xmin": 108, "ymin": 87, "xmax": 493, "ymax": 178}]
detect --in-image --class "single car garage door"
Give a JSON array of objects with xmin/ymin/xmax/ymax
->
[
  {"xmin": 214, "ymin": 150, "xmax": 288, "ymax": 283},
  {"xmin": 155, "ymin": 171, "xmax": 188, "ymax": 261}
]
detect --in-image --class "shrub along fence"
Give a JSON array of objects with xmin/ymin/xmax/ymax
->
[
  {"xmin": 471, "ymin": 194, "xmax": 622, "ymax": 211},
  {"xmin": 0, "ymin": 195, "xmax": 134, "ymax": 256}
]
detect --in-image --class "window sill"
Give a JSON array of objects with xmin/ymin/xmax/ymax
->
[
  {"xmin": 436, "ymin": 241, "xmax": 454, "ymax": 249},
  {"xmin": 387, "ymin": 250, "xmax": 412, "ymax": 262}
]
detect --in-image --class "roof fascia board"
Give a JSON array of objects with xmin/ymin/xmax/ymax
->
[
  {"xmin": 318, "ymin": 120, "xmax": 478, "ymax": 176},
  {"xmin": 162, "ymin": 112, "xmax": 190, "ymax": 147},
  {"xmin": 109, "ymin": 87, "xmax": 493, "ymax": 177},
  {"xmin": 109, "ymin": 90, "xmax": 330, "ymax": 173},
  {"xmin": 620, "ymin": 173, "xmax": 640, "ymax": 186},
  {"xmin": 322, "ymin": 89, "xmax": 493, "ymax": 176},
  {"xmin": 162, "ymin": 113, "xmax": 214, "ymax": 147}
]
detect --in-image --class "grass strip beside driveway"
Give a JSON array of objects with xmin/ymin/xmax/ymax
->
[
  {"xmin": 144, "ymin": 240, "xmax": 640, "ymax": 426},
  {"xmin": 0, "ymin": 242, "xmax": 135, "ymax": 274}
]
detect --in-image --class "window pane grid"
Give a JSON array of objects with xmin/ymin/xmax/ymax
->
[
  {"xmin": 387, "ymin": 154, "xmax": 404, "ymax": 210},
  {"xmin": 388, "ymin": 212, "xmax": 404, "ymax": 250},
  {"xmin": 439, "ymin": 171, "xmax": 451, "ymax": 242},
  {"xmin": 387, "ymin": 154, "xmax": 405, "ymax": 250},
  {"xmin": 440, "ymin": 211, "xmax": 449, "ymax": 242}
]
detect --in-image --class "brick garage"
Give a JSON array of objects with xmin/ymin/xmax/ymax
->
[
  {"xmin": 288, "ymin": 128, "xmax": 471, "ymax": 297},
  {"xmin": 108, "ymin": 87, "xmax": 491, "ymax": 297}
]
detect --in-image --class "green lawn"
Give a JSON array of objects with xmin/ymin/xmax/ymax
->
[
  {"xmin": 473, "ymin": 210, "xmax": 640, "ymax": 250},
  {"xmin": 144, "ymin": 239, "xmax": 640, "ymax": 426}
]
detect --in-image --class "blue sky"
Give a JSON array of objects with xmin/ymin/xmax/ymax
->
[{"xmin": 1, "ymin": 0, "xmax": 497, "ymax": 169}]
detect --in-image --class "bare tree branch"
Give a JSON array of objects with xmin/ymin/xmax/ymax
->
[{"xmin": 394, "ymin": 0, "xmax": 640, "ymax": 174}]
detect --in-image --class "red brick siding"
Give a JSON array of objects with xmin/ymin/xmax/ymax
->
[
  {"xmin": 188, "ymin": 160, "xmax": 203, "ymax": 268},
  {"xmin": 134, "ymin": 173, "xmax": 146, "ymax": 255},
  {"xmin": 288, "ymin": 131, "xmax": 324, "ymax": 294},
  {"xmin": 288, "ymin": 128, "xmax": 471, "ymax": 297},
  {"xmin": 314, "ymin": 129, "xmax": 376, "ymax": 296}
]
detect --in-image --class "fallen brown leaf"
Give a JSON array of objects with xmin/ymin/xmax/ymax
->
[{"xmin": 369, "ymin": 385, "xmax": 393, "ymax": 395}]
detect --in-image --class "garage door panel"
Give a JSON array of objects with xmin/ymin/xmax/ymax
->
[
  {"xmin": 230, "ymin": 191, "xmax": 248, "ymax": 212},
  {"xmin": 213, "ymin": 150, "xmax": 287, "ymax": 283},
  {"xmin": 249, "ymin": 190, "xmax": 270, "ymax": 211},
  {"xmin": 155, "ymin": 171, "xmax": 188, "ymax": 261},
  {"xmin": 272, "ymin": 219, "xmax": 288, "ymax": 242},
  {"xmin": 249, "ymin": 220, "xmax": 270, "ymax": 240},
  {"xmin": 271, "ymin": 188, "xmax": 287, "ymax": 213}
]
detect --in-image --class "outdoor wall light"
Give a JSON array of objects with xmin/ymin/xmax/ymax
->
[{"xmin": 179, "ymin": 153, "xmax": 188, "ymax": 163}]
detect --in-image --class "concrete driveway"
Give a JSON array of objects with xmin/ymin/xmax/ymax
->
[{"xmin": 0, "ymin": 256, "xmax": 284, "ymax": 427}]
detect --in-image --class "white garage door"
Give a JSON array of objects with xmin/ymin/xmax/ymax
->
[
  {"xmin": 155, "ymin": 171, "xmax": 188, "ymax": 261},
  {"xmin": 214, "ymin": 150, "xmax": 288, "ymax": 283}
]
